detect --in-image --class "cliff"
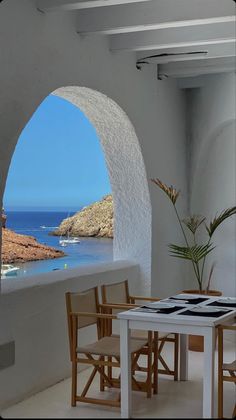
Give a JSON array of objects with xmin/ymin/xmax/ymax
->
[
  {"xmin": 1, "ymin": 228, "xmax": 65, "ymax": 264},
  {"xmin": 53, "ymin": 195, "xmax": 113, "ymax": 238}
]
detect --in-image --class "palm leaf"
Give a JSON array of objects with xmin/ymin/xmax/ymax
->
[
  {"xmin": 182, "ymin": 215, "xmax": 206, "ymax": 234},
  {"xmin": 206, "ymin": 206, "xmax": 236, "ymax": 237},
  {"xmin": 168, "ymin": 243, "xmax": 215, "ymax": 263},
  {"xmin": 151, "ymin": 178, "xmax": 180, "ymax": 205}
]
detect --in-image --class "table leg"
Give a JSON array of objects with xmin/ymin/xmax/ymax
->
[
  {"xmin": 120, "ymin": 319, "xmax": 131, "ymax": 418},
  {"xmin": 180, "ymin": 334, "xmax": 188, "ymax": 380},
  {"xmin": 203, "ymin": 328, "xmax": 215, "ymax": 418}
]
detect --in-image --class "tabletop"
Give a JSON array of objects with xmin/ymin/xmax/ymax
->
[{"xmin": 117, "ymin": 294, "xmax": 236, "ymax": 327}]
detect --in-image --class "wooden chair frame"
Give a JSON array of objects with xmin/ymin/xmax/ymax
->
[
  {"xmin": 66, "ymin": 287, "xmax": 153, "ymax": 408},
  {"xmin": 100, "ymin": 301, "xmax": 158, "ymax": 396},
  {"xmin": 217, "ymin": 323, "xmax": 236, "ymax": 419},
  {"xmin": 101, "ymin": 279, "xmax": 179, "ymax": 383}
]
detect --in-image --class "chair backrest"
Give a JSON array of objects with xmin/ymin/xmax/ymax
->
[
  {"xmin": 101, "ymin": 279, "xmax": 129, "ymax": 304},
  {"xmin": 218, "ymin": 323, "xmax": 236, "ymax": 370},
  {"xmin": 66, "ymin": 287, "xmax": 99, "ymax": 328},
  {"xmin": 66, "ymin": 287, "xmax": 100, "ymax": 359},
  {"xmin": 218, "ymin": 322, "xmax": 236, "ymax": 418}
]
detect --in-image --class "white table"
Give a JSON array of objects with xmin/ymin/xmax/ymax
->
[{"xmin": 117, "ymin": 294, "xmax": 236, "ymax": 418}]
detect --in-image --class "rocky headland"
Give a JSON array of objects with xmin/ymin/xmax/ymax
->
[
  {"xmin": 1, "ymin": 228, "xmax": 65, "ymax": 264},
  {"xmin": 1, "ymin": 194, "xmax": 113, "ymax": 264},
  {"xmin": 53, "ymin": 194, "xmax": 113, "ymax": 238}
]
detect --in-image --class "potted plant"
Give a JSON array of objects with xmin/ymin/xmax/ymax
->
[{"xmin": 151, "ymin": 178, "xmax": 236, "ymax": 351}]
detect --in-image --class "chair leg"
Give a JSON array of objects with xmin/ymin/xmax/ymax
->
[
  {"xmin": 218, "ymin": 329, "xmax": 224, "ymax": 419},
  {"xmin": 153, "ymin": 332, "xmax": 158, "ymax": 394},
  {"xmin": 174, "ymin": 334, "xmax": 179, "ymax": 381},
  {"xmin": 147, "ymin": 331, "xmax": 153, "ymax": 398},
  {"xmin": 100, "ymin": 356, "xmax": 105, "ymax": 391},
  {"xmin": 107, "ymin": 356, "xmax": 112, "ymax": 386},
  {"xmin": 71, "ymin": 360, "xmax": 77, "ymax": 407}
]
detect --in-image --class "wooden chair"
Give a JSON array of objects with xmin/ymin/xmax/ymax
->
[
  {"xmin": 217, "ymin": 323, "xmax": 236, "ymax": 418},
  {"xmin": 101, "ymin": 280, "xmax": 179, "ymax": 386},
  {"xmin": 65, "ymin": 286, "xmax": 152, "ymax": 408}
]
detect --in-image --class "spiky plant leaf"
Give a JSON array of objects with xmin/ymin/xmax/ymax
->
[
  {"xmin": 168, "ymin": 243, "xmax": 215, "ymax": 263},
  {"xmin": 206, "ymin": 206, "xmax": 236, "ymax": 237},
  {"xmin": 182, "ymin": 215, "xmax": 206, "ymax": 234},
  {"xmin": 151, "ymin": 178, "xmax": 180, "ymax": 205}
]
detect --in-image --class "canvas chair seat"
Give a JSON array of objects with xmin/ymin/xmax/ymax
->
[
  {"xmin": 77, "ymin": 335, "xmax": 147, "ymax": 358},
  {"xmin": 130, "ymin": 329, "xmax": 170, "ymax": 340},
  {"xmin": 222, "ymin": 360, "xmax": 236, "ymax": 372},
  {"xmin": 111, "ymin": 330, "xmax": 169, "ymax": 340}
]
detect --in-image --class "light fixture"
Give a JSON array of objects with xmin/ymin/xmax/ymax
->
[{"xmin": 136, "ymin": 51, "xmax": 208, "ymax": 70}]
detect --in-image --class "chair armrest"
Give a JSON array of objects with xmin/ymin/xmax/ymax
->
[
  {"xmin": 99, "ymin": 303, "xmax": 138, "ymax": 311},
  {"xmin": 70, "ymin": 311, "xmax": 117, "ymax": 320}
]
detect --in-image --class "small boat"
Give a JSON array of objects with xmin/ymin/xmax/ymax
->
[
  {"xmin": 59, "ymin": 239, "xmax": 67, "ymax": 247},
  {"xmin": 59, "ymin": 235, "xmax": 80, "ymax": 246},
  {"xmin": 1, "ymin": 264, "xmax": 20, "ymax": 277}
]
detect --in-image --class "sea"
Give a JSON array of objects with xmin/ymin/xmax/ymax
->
[{"xmin": 4, "ymin": 211, "xmax": 113, "ymax": 278}]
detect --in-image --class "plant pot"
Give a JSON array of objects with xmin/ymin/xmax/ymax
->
[{"xmin": 182, "ymin": 289, "xmax": 222, "ymax": 352}]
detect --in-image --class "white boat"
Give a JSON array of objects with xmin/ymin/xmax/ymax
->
[
  {"xmin": 1, "ymin": 264, "xmax": 20, "ymax": 277},
  {"xmin": 59, "ymin": 236, "xmax": 80, "ymax": 246}
]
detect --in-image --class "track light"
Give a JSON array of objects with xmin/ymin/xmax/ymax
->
[{"xmin": 136, "ymin": 51, "xmax": 208, "ymax": 70}]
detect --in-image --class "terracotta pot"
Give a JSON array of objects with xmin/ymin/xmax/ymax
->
[{"xmin": 182, "ymin": 289, "xmax": 222, "ymax": 352}]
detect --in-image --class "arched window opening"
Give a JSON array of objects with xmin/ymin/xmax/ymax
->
[
  {"xmin": 2, "ymin": 94, "xmax": 113, "ymax": 278},
  {"xmin": 1, "ymin": 85, "xmax": 151, "ymax": 296}
]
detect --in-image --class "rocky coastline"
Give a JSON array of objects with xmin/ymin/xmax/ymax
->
[
  {"xmin": 1, "ymin": 228, "xmax": 65, "ymax": 264},
  {"xmin": 1, "ymin": 194, "xmax": 113, "ymax": 265},
  {"xmin": 53, "ymin": 194, "xmax": 113, "ymax": 239}
]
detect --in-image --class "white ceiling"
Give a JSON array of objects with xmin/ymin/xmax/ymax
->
[{"xmin": 36, "ymin": 0, "xmax": 236, "ymax": 78}]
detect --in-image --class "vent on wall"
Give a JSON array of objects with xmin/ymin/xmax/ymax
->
[{"xmin": 136, "ymin": 51, "xmax": 209, "ymax": 70}]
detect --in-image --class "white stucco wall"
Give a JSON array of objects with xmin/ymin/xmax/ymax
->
[
  {"xmin": 0, "ymin": 0, "xmax": 188, "ymax": 296},
  {"xmin": 0, "ymin": 0, "xmax": 188, "ymax": 408},
  {"xmin": 188, "ymin": 73, "xmax": 236, "ymax": 296}
]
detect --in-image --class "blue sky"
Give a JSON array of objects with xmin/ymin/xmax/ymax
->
[{"xmin": 4, "ymin": 95, "xmax": 111, "ymax": 211}]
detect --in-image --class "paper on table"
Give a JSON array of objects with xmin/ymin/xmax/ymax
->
[
  {"xmin": 171, "ymin": 294, "xmax": 201, "ymax": 300},
  {"xmin": 190, "ymin": 306, "xmax": 224, "ymax": 314},
  {"xmin": 142, "ymin": 302, "xmax": 175, "ymax": 310}
]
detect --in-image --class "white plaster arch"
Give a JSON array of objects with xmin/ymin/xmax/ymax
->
[{"xmin": 50, "ymin": 86, "xmax": 152, "ymax": 294}]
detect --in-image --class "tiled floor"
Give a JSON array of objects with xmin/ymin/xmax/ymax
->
[{"xmin": 2, "ymin": 340, "xmax": 235, "ymax": 418}]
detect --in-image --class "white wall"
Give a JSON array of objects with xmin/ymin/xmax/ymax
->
[
  {"xmin": 0, "ymin": 261, "xmax": 140, "ymax": 409},
  {"xmin": 0, "ymin": 0, "xmax": 188, "ymax": 408},
  {"xmin": 188, "ymin": 73, "xmax": 236, "ymax": 296},
  {"xmin": 0, "ymin": 0, "xmax": 188, "ymax": 297}
]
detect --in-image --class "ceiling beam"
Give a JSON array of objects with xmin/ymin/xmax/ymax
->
[
  {"xmin": 158, "ymin": 57, "xmax": 236, "ymax": 79},
  {"xmin": 109, "ymin": 21, "xmax": 236, "ymax": 52},
  {"xmin": 36, "ymin": 0, "xmax": 153, "ymax": 12},
  {"xmin": 136, "ymin": 42, "xmax": 236, "ymax": 65},
  {"xmin": 76, "ymin": 0, "xmax": 236, "ymax": 34}
]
